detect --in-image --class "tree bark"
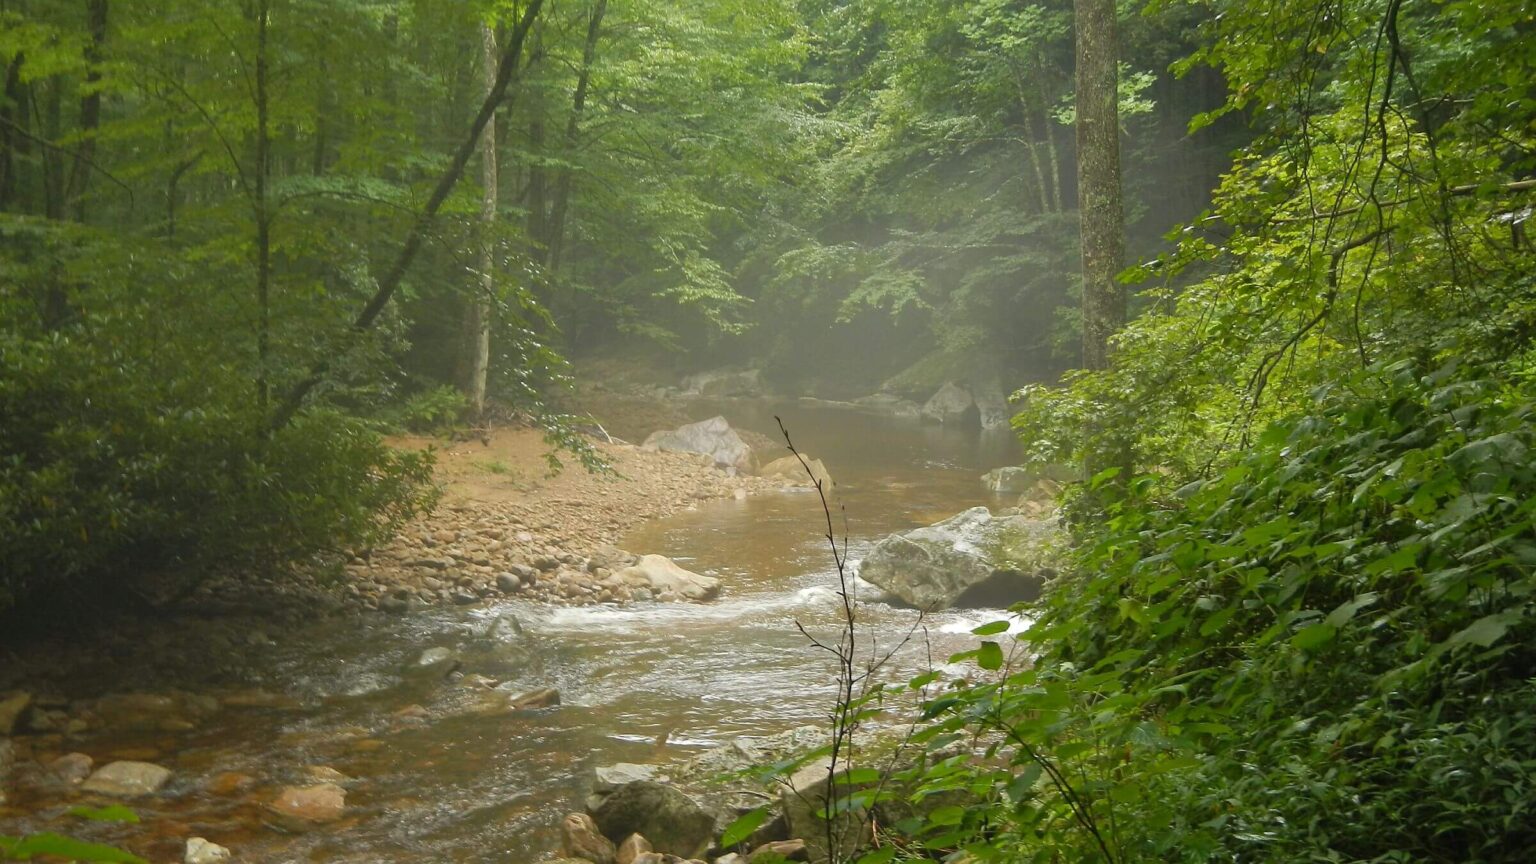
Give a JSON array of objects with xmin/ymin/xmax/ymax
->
[
  {"xmin": 0, "ymin": 53, "xmax": 24, "ymax": 210},
  {"xmin": 269, "ymin": 0, "xmax": 545, "ymax": 431},
  {"xmin": 1074, "ymin": 0, "xmax": 1124, "ymax": 372},
  {"xmin": 458, "ymin": 23, "xmax": 498, "ymax": 422},
  {"xmin": 546, "ymin": 0, "xmax": 606, "ymax": 273},
  {"xmin": 63, "ymin": 0, "xmax": 107, "ymax": 221},
  {"xmin": 253, "ymin": 0, "xmax": 272, "ymax": 415}
]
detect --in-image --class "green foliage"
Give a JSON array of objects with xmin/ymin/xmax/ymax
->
[{"xmin": 0, "ymin": 833, "xmax": 147, "ymax": 863}]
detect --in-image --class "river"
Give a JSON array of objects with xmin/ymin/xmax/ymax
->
[{"xmin": 5, "ymin": 401, "xmax": 1023, "ymax": 862}]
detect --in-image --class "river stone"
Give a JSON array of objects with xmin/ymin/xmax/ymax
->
[
  {"xmin": 50, "ymin": 752, "xmax": 94, "ymax": 784},
  {"xmin": 682, "ymin": 367, "xmax": 763, "ymax": 398},
  {"xmin": 852, "ymin": 393, "xmax": 922, "ymax": 420},
  {"xmin": 269, "ymin": 782, "xmax": 346, "ymax": 824},
  {"xmin": 616, "ymin": 833, "xmax": 653, "ymax": 864},
  {"xmin": 750, "ymin": 840, "xmax": 807, "ymax": 863},
  {"xmin": 81, "ymin": 760, "xmax": 172, "ymax": 796},
  {"xmin": 921, "ymin": 382, "xmax": 977, "ymax": 426},
  {"xmin": 185, "ymin": 837, "xmax": 232, "ymax": 864},
  {"xmin": 980, "ymin": 466, "xmax": 1035, "ymax": 493},
  {"xmin": 0, "ymin": 737, "xmax": 14, "ymax": 784},
  {"xmin": 563, "ymin": 812, "xmax": 617, "ymax": 864},
  {"xmin": 0, "ymin": 692, "xmax": 32, "ymax": 735},
  {"xmin": 409, "ymin": 647, "xmax": 460, "ymax": 676},
  {"xmin": 973, "ymin": 384, "xmax": 1012, "ymax": 430},
  {"xmin": 509, "ymin": 687, "xmax": 561, "ymax": 709},
  {"xmin": 856, "ymin": 507, "xmax": 1058, "ymax": 610},
  {"xmin": 592, "ymin": 780, "xmax": 715, "ymax": 859},
  {"xmin": 780, "ymin": 759, "xmax": 868, "ymax": 864},
  {"xmin": 614, "ymin": 555, "xmax": 720, "ymax": 602},
  {"xmin": 642, "ymin": 416, "xmax": 757, "ymax": 474},
  {"xmin": 595, "ymin": 763, "xmax": 664, "ymax": 793},
  {"xmin": 759, "ymin": 455, "xmax": 833, "ymax": 492}
]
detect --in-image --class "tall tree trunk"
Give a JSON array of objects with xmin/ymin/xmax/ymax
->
[
  {"xmin": 63, "ymin": 0, "xmax": 107, "ymax": 221},
  {"xmin": 270, "ymin": 0, "xmax": 545, "ymax": 431},
  {"xmin": 0, "ymin": 53, "xmax": 24, "ymax": 210},
  {"xmin": 523, "ymin": 23, "xmax": 548, "ymax": 260},
  {"xmin": 253, "ymin": 0, "xmax": 272, "ymax": 415},
  {"xmin": 1074, "ymin": 0, "xmax": 1124, "ymax": 372},
  {"xmin": 458, "ymin": 23, "xmax": 497, "ymax": 422},
  {"xmin": 546, "ymin": 0, "xmax": 606, "ymax": 273}
]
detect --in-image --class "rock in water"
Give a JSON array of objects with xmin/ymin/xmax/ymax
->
[
  {"xmin": 594, "ymin": 763, "xmax": 665, "ymax": 793},
  {"xmin": 856, "ymin": 507, "xmax": 1059, "ymax": 610},
  {"xmin": 81, "ymin": 761, "xmax": 172, "ymax": 796},
  {"xmin": 616, "ymin": 833, "xmax": 653, "ymax": 864},
  {"xmin": 592, "ymin": 780, "xmax": 715, "ymax": 859},
  {"xmin": 185, "ymin": 837, "xmax": 232, "ymax": 863},
  {"xmin": 681, "ymin": 367, "xmax": 763, "ymax": 398},
  {"xmin": 0, "ymin": 692, "xmax": 32, "ymax": 735},
  {"xmin": 268, "ymin": 783, "xmax": 346, "ymax": 824},
  {"xmin": 509, "ymin": 687, "xmax": 561, "ymax": 709},
  {"xmin": 642, "ymin": 416, "xmax": 757, "ymax": 473},
  {"xmin": 613, "ymin": 555, "xmax": 720, "ymax": 602},
  {"xmin": 50, "ymin": 752, "xmax": 94, "ymax": 784},
  {"xmin": 921, "ymin": 382, "xmax": 977, "ymax": 426},
  {"xmin": 563, "ymin": 812, "xmax": 617, "ymax": 864},
  {"xmin": 759, "ymin": 455, "xmax": 833, "ymax": 492}
]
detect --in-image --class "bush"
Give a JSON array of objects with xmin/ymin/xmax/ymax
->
[
  {"xmin": 873, "ymin": 362, "xmax": 1536, "ymax": 863},
  {"xmin": 0, "ymin": 327, "xmax": 436, "ymax": 611}
]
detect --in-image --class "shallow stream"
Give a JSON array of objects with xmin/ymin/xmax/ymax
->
[{"xmin": 6, "ymin": 402, "xmax": 1022, "ymax": 862}]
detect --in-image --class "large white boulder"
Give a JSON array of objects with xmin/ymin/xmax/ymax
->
[
  {"xmin": 857, "ymin": 507, "xmax": 1059, "ymax": 610},
  {"xmin": 614, "ymin": 555, "xmax": 721, "ymax": 601},
  {"xmin": 642, "ymin": 416, "xmax": 757, "ymax": 473}
]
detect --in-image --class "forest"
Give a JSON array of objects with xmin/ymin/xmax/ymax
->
[{"xmin": 1, "ymin": 0, "xmax": 1533, "ymax": 862}]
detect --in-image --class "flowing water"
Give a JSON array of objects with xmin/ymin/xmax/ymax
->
[{"xmin": 7, "ymin": 402, "xmax": 1023, "ymax": 862}]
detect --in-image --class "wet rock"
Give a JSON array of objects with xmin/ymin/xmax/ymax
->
[
  {"xmin": 681, "ymin": 367, "xmax": 763, "ymax": 398},
  {"xmin": 50, "ymin": 752, "xmax": 94, "ymax": 784},
  {"xmin": 269, "ymin": 782, "xmax": 346, "ymax": 824},
  {"xmin": 379, "ymin": 590, "xmax": 411, "ymax": 611},
  {"xmin": 304, "ymin": 765, "xmax": 351, "ymax": 784},
  {"xmin": 592, "ymin": 780, "xmax": 715, "ymax": 859},
  {"xmin": 486, "ymin": 613, "xmax": 526, "ymax": 642},
  {"xmin": 496, "ymin": 572, "xmax": 522, "ymax": 593},
  {"xmin": 409, "ymin": 647, "xmax": 461, "ymax": 677},
  {"xmin": 617, "ymin": 833, "xmax": 654, "ymax": 864},
  {"xmin": 972, "ymin": 383, "xmax": 1012, "ymax": 430},
  {"xmin": 81, "ymin": 760, "xmax": 172, "ymax": 796},
  {"xmin": 0, "ymin": 692, "xmax": 33, "ymax": 735},
  {"xmin": 642, "ymin": 417, "xmax": 757, "ymax": 474},
  {"xmin": 451, "ymin": 590, "xmax": 479, "ymax": 605},
  {"xmin": 185, "ymin": 837, "xmax": 232, "ymax": 863},
  {"xmin": 563, "ymin": 812, "xmax": 617, "ymax": 864},
  {"xmin": 857, "ymin": 507, "xmax": 1059, "ymax": 610},
  {"xmin": 594, "ymin": 763, "xmax": 664, "ymax": 793},
  {"xmin": 781, "ymin": 760, "xmax": 867, "ymax": 864},
  {"xmin": 921, "ymin": 382, "xmax": 977, "ymax": 426},
  {"xmin": 509, "ymin": 687, "xmax": 561, "ymax": 710},
  {"xmin": 852, "ymin": 392, "xmax": 922, "ymax": 420},
  {"xmin": 206, "ymin": 772, "xmax": 256, "ymax": 795},
  {"xmin": 749, "ymin": 840, "xmax": 807, "ymax": 862},
  {"xmin": 0, "ymin": 737, "xmax": 14, "ymax": 783},
  {"xmin": 613, "ymin": 555, "xmax": 720, "ymax": 602},
  {"xmin": 759, "ymin": 455, "xmax": 833, "ymax": 492},
  {"xmin": 980, "ymin": 466, "xmax": 1034, "ymax": 494}
]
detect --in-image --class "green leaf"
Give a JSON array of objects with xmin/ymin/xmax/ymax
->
[
  {"xmin": 971, "ymin": 619, "xmax": 1011, "ymax": 636},
  {"xmin": 719, "ymin": 806, "xmax": 770, "ymax": 849},
  {"xmin": 1448, "ymin": 612, "xmax": 1520, "ymax": 648},
  {"xmin": 976, "ymin": 641, "xmax": 1004, "ymax": 670},
  {"xmin": 66, "ymin": 805, "xmax": 140, "ymax": 824},
  {"xmin": 0, "ymin": 833, "xmax": 149, "ymax": 863},
  {"xmin": 1292, "ymin": 622, "xmax": 1337, "ymax": 650}
]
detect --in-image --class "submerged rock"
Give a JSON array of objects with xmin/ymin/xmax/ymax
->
[
  {"xmin": 185, "ymin": 837, "xmax": 232, "ymax": 864},
  {"xmin": 682, "ymin": 368, "xmax": 764, "ymax": 398},
  {"xmin": 921, "ymin": 382, "xmax": 977, "ymax": 426},
  {"xmin": 592, "ymin": 780, "xmax": 716, "ymax": 859},
  {"xmin": 269, "ymin": 782, "xmax": 346, "ymax": 824},
  {"xmin": 642, "ymin": 417, "xmax": 757, "ymax": 474},
  {"xmin": 857, "ymin": 507, "xmax": 1059, "ymax": 610},
  {"xmin": 564, "ymin": 812, "xmax": 618, "ymax": 864},
  {"xmin": 759, "ymin": 455, "xmax": 833, "ymax": 492},
  {"xmin": 613, "ymin": 555, "xmax": 720, "ymax": 602},
  {"xmin": 81, "ymin": 760, "xmax": 172, "ymax": 796},
  {"xmin": 0, "ymin": 692, "xmax": 32, "ymax": 735},
  {"xmin": 509, "ymin": 687, "xmax": 561, "ymax": 710}
]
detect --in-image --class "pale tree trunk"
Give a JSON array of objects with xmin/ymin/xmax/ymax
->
[
  {"xmin": 1074, "ymin": 0, "xmax": 1124, "ymax": 372},
  {"xmin": 458, "ymin": 22, "xmax": 497, "ymax": 422},
  {"xmin": 269, "ymin": 0, "xmax": 544, "ymax": 430}
]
